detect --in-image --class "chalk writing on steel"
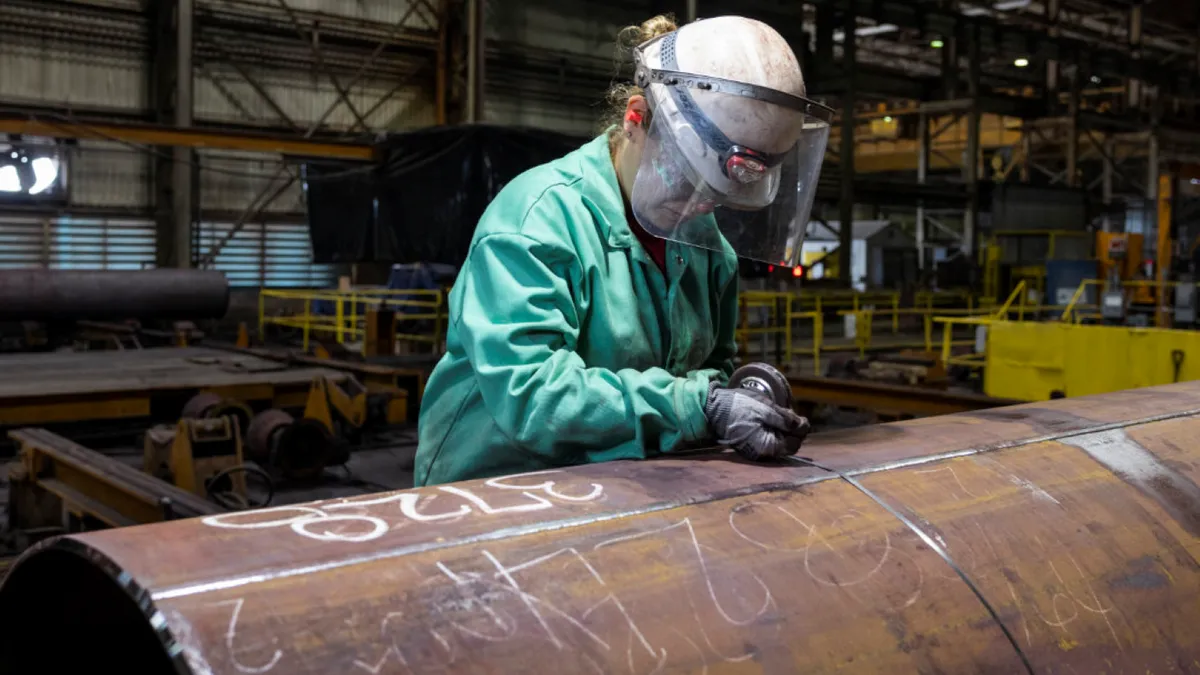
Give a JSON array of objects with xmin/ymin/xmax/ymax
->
[{"xmin": 200, "ymin": 470, "xmax": 606, "ymax": 543}]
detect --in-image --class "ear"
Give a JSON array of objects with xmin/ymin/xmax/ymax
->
[{"xmin": 623, "ymin": 95, "xmax": 649, "ymax": 141}]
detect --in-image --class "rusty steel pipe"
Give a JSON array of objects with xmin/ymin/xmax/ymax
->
[
  {"xmin": 5, "ymin": 383, "xmax": 1200, "ymax": 673},
  {"xmin": 0, "ymin": 269, "xmax": 229, "ymax": 321}
]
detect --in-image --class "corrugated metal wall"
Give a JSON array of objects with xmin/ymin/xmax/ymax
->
[
  {"xmin": 69, "ymin": 142, "xmax": 153, "ymax": 209},
  {"xmin": 1, "ymin": 44, "xmax": 146, "ymax": 112},
  {"xmin": 0, "ymin": 0, "xmax": 647, "ymax": 284},
  {"xmin": 0, "ymin": 215, "xmax": 156, "ymax": 271},
  {"xmin": 198, "ymin": 150, "xmax": 303, "ymax": 214},
  {"xmin": 0, "ymin": 0, "xmax": 437, "ymax": 286},
  {"xmin": 485, "ymin": 0, "xmax": 642, "ymax": 137},
  {"xmin": 0, "ymin": 2, "xmax": 147, "ymax": 111},
  {"xmin": 208, "ymin": 0, "xmax": 431, "ymax": 24},
  {"xmin": 194, "ymin": 71, "xmax": 436, "ymax": 132}
]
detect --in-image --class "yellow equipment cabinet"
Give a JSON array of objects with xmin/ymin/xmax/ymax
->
[{"xmin": 984, "ymin": 320, "xmax": 1200, "ymax": 400}]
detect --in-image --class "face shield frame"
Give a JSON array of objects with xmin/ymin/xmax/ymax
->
[{"xmin": 628, "ymin": 32, "xmax": 835, "ymax": 268}]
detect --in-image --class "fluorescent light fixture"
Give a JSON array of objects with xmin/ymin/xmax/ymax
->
[
  {"xmin": 856, "ymin": 23, "xmax": 898, "ymax": 37},
  {"xmin": 0, "ymin": 165, "xmax": 20, "ymax": 193},
  {"xmin": 1014, "ymin": 57, "xmax": 1030, "ymax": 67},
  {"xmin": 962, "ymin": 0, "xmax": 1031, "ymax": 16},
  {"xmin": 28, "ymin": 157, "xmax": 58, "ymax": 195},
  {"xmin": 833, "ymin": 22, "xmax": 898, "ymax": 41},
  {"xmin": 930, "ymin": 39, "xmax": 945, "ymax": 48}
]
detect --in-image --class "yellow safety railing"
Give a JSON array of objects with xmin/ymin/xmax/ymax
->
[
  {"xmin": 1060, "ymin": 279, "xmax": 1104, "ymax": 324},
  {"xmin": 929, "ymin": 282, "xmax": 1101, "ymax": 371},
  {"xmin": 740, "ymin": 289, "xmax": 988, "ymax": 374},
  {"xmin": 1062, "ymin": 278, "xmax": 1200, "ymax": 326},
  {"xmin": 915, "ymin": 289, "xmax": 983, "ymax": 314},
  {"xmin": 259, "ymin": 288, "xmax": 447, "ymax": 354},
  {"xmin": 836, "ymin": 306, "xmax": 986, "ymax": 356},
  {"xmin": 735, "ymin": 291, "xmax": 790, "ymax": 359},
  {"xmin": 934, "ymin": 281, "xmax": 1028, "ymax": 369},
  {"xmin": 784, "ymin": 297, "xmax": 822, "ymax": 376}
]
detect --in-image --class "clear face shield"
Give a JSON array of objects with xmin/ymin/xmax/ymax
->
[{"xmin": 629, "ymin": 36, "xmax": 834, "ymax": 268}]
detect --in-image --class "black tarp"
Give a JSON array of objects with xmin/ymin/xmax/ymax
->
[{"xmin": 305, "ymin": 124, "xmax": 584, "ymax": 266}]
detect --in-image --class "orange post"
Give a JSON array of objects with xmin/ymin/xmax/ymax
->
[{"xmin": 1157, "ymin": 174, "xmax": 1173, "ymax": 328}]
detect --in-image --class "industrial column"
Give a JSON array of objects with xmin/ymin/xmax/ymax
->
[
  {"xmin": 1102, "ymin": 137, "xmax": 1115, "ymax": 229},
  {"xmin": 465, "ymin": 0, "xmax": 485, "ymax": 122},
  {"xmin": 838, "ymin": 5, "xmax": 856, "ymax": 286},
  {"xmin": 916, "ymin": 112, "xmax": 929, "ymax": 271},
  {"xmin": 1066, "ymin": 68, "xmax": 1081, "ymax": 188},
  {"xmin": 1128, "ymin": 4, "xmax": 1143, "ymax": 110},
  {"xmin": 151, "ymin": 0, "xmax": 194, "ymax": 269},
  {"xmin": 964, "ymin": 22, "xmax": 981, "ymax": 254},
  {"xmin": 1156, "ymin": 173, "xmax": 1173, "ymax": 328},
  {"xmin": 1045, "ymin": 0, "xmax": 1061, "ymax": 109}
]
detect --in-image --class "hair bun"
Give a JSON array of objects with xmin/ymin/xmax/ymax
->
[
  {"xmin": 618, "ymin": 14, "xmax": 678, "ymax": 53},
  {"xmin": 600, "ymin": 14, "xmax": 678, "ymax": 137}
]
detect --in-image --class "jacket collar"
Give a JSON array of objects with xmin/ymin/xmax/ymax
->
[{"xmin": 579, "ymin": 130, "xmax": 635, "ymax": 249}]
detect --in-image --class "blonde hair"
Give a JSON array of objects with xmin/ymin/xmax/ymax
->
[{"xmin": 601, "ymin": 14, "xmax": 678, "ymax": 139}]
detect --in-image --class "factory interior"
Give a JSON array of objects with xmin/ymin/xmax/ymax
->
[{"xmin": 3, "ymin": 0, "xmax": 1200, "ymax": 672}]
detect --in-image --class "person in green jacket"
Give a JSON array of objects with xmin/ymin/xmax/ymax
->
[{"xmin": 415, "ymin": 14, "xmax": 834, "ymax": 486}]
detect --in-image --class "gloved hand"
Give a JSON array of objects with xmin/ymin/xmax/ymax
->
[{"xmin": 704, "ymin": 381, "xmax": 811, "ymax": 461}]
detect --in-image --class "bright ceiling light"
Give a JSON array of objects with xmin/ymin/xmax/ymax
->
[
  {"xmin": 1014, "ymin": 57, "xmax": 1030, "ymax": 67},
  {"xmin": 1091, "ymin": 76, "xmax": 1101, "ymax": 84},
  {"xmin": 883, "ymin": 116, "xmax": 894, "ymax": 123},
  {"xmin": 28, "ymin": 157, "xmax": 58, "ymax": 195},
  {"xmin": 930, "ymin": 39, "xmax": 945, "ymax": 48},
  {"xmin": 0, "ymin": 166, "xmax": 21, "ymax": 193}
]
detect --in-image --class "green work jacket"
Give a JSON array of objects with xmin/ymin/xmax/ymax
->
[{"xmin": 414, "ymin": 132, "xmax": 739, "ymax": 486}]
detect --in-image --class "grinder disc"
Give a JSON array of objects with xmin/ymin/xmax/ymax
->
[{"xmin": 728, "ymin": 362, "xmax": 793, "ymax": 409}]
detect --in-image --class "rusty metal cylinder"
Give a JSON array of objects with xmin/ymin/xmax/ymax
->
[
  {"xmin": 0, "ymin": 269, "xmax": 229, "ymax": 321},
  {"xmin": 4, "ymin": 382, "xmax": 1200, "ymax": 674}
]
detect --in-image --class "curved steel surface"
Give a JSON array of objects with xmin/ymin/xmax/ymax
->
[
  {"xmin": 5, "ymin": 382, "xmax": 1200, "ymax": 674},
  {"xmin": 0, "ymin": 269, "xmax": 230, "ymax": 320}
]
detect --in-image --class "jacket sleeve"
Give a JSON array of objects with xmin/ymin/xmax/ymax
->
[
  {"xmin": 454, "ymin": 230, "xmax": 715, "ymax": 464},
  {"xmin": 701, "ymin": 262, "xmax": 739, "ymax": 382}
]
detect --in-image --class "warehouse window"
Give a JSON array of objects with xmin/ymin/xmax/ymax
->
[
  {"xmin": 0, "ymin": 215, "xmax": 154, "ymax": 270},
  {"xmin": 196, "ymin": 221, "xmax": 337, "ymax": 288}
]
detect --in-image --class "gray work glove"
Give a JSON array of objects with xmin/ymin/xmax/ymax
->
[{"xmin": 704, "ymin": 381, "xmax": 811, "ymax": 461}]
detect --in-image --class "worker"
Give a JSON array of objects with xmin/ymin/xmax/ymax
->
[{"xmin": 415, "ymin": 14, "xmax": 833, "ymax": 485}]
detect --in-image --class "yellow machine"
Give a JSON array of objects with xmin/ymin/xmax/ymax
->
[
  {"xmin": 245, "ymin": 374, "xmax": 375, "ymax": 479},
  {"xmin": 143, "ymin": 415, "xmax": 247, "ymax": 505},
  {"xmin": 983, "ymin": 320, "xmax": 1200, "ymax": 400},
  {"xmin": 303, "ymin": 373, "xmax": 368, "ymax": 435},
  {"xmin": 8, "ymin": 427, "xmax": 220, "ymax": 539}
]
